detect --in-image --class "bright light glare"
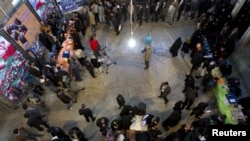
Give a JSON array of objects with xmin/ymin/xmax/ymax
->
[{"xmin": 128, "ymin": 38, "xmax": 136, "ymax": 48}]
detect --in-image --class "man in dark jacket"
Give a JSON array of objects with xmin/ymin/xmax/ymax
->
[
  {"xmin": 83, "ymin": 57, "xmax": 96, "ymax": 78},
  {"xmin": 190, "ymin": 102, "xmax": 209, "ymax": 119},
  {"xmin": 79, "ymin": 104, "xmax": 96, "ymax": 122},
  {"xmin": 56, "ymin": 89, "xmax": 73, "ymax": 110},
  {"xmin": 47, "ymin": 126, "xmax": 70, "ymax": 140},
  {"xmin": 173, "ymin": 100, "xmax": 185, "ymax": 112},
  {"xmin": 137, "ymin": 4, "xmax": 144, "ymax": 26},
  {"xmin": 169, "ymin": 37, "xmax": 182, "ymax": 57},
  {"xmin": 162, "ymin": 110, "xmax": 182, "ymax": 130},
  {"xmin": 190, "ymin": 45, "xmax": 204, "ymax": 74},
  {"xmin": 183, "ymin": 87, "xmax": 198, "ymax": 110},
  {"xmin": 182, "ymin": 73, "xmax": 195, "ymax": 92},
  {"xmin": 24, "ymin": 113, "xmax": 50, "ymax": 131},
  {"xmin": 158, "ymin": 81, "xmax": 171, "ymax": 104}
]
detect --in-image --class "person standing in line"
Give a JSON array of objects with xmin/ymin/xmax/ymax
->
[
  {"xmin": 47, "ymin": 126, "xmax": 70, "ymax": 140},
  {"xmin": 116, "ymin": 94, "xmax": 125, "ymax": 109},
  {"xmin": 83, "ymin": 56, "xmax": 96, "ymax": 78},
  {"xmin": 160, "ymin": 2, "xmax": 168, "ymax": 22},
  {"xmin": 137, "ymin": 4, "xmax": 144, "ymax": 26},
  {"xmin": 56, "ymin": 89, "xmax": 73, "ymax": 110},
  {"xmin": 98, "ymin": 2, "xmax": 106, "ymax": 24},
  {"xmin": 88, "ymin": 10, "xmax": 97, "ymax": 32},
  {"xmin": 167, "ymin": 0, "xmax": 178, "ymax": 25},
  {"xmin": 96, "ymin": 116, "xmax": 109, "ymax": 136},
  {"xmin": 13, "ymin": 127, "xmax": 44, "ymax": 141},
  {"xmin": 89, "ymin": 34, "xmax": 100, "ymax": 57},
  {"xmin": 22, "ymin": 103, "xmax": 44, "ymax": 118},
  {"xmin": 78, "ymin": 104, "xmax": 96, "ymax": 122},
  {"xmin": 158, "ymin": 82, "xmax": 171, "ymax": 104},
  {"xmin": 24, "ymin": 113, "xmax": 50, "ymax": 131},
  {"xmin": 142, "ymin": 45, "xmax": 152, "ymax": 69},
  {"xmin": 68, "ymin": 57, "xmax": 83, "ymax": 82},
  {"xmin": 173, "ymin": 100, "xmax": 185, "ymax": 112},
  {"xmin": 144, "ymin": 3, "xmax": 150, "ymax": 23},
  {"xmin": 90, "ymin": 54, "xmax": 103, "ymax": 74},
  {"xmin": 190, "ymin": 102, "xmax": 209, "ymax": 119},
  {"xmin": 69, "ymin": 126, "xmax": 88, "ymax": 141},
  {"xmin": 183, "ymin": 86, "xmax": 198, "ymax": 110}
]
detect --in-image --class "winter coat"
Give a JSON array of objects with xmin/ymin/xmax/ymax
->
[{"xmin": 143, "ymin": 46, "xmax": 152, "ymax": 61}]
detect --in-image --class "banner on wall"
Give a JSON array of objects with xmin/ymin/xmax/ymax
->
[
  {"xmin": 28, "ymin": 0, "xmax": 61, "ymax": 24},
  {"xmin": 60, "ymin": 0, "xmax": 78, "ymax": 12},
  {"xmin": 0, "ymin": 35, "xmax": 28, "ymax": 101},
  {"xmin": 4, "ymin": 3, "xmax": 45, "ymax": 58}
]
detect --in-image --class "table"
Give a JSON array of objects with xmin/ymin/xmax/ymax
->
[
  {"xmin": 129, "ymin": 115, "xmax": 148, "ymax": 131},
  {"xmin": 212, "ymin": 67, "xmax": 245, "ymax": 124}
]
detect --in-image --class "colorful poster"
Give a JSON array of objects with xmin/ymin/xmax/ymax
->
[
  {"xmin": 28, "ymin": 0, "xmax": 61, "ymax": 24},
  {"xmin": 4, "ymin": 3, "xmax": 45, "ymax": 58},
  {"xmin": 0, "ymin": 36, "xmax": 28, "ymax": 101},
  {"xmin": 60, "ymin": 0, "xmax": 78, "ymax": 12}
]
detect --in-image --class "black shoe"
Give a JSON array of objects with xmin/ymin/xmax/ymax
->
[
  {"xmin": 186, "ymin": 108, "xmax": 191, "ymax": 110},
  {"xmin": 158, "ymin": 96, "xmax": 162, "ymax": 98},
  {"xmin": 144, "ymin": 67, "xmax": 148, "ymax": 69},
  {"xmin": 164, "ymin": 100, "xmax": 169, "ymax": 104}
]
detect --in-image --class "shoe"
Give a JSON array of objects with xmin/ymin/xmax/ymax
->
[
  {"xmin": 158, "ymin": 96, "xmax": 162, "ymax": 98},
  {"xmin": 144, "ymin": 67, "xmax": 148, "ymax": 69},
  {"xmin": 186, "ymin": 108, "xmax": 191, "ymax": 110},
  {"xmin": 164, "ymin": 101, "xmax": 169, "ymax": 104},
  {"xmin": 81, "ymin": 87, "xmax": 85, "ymax": 90}
]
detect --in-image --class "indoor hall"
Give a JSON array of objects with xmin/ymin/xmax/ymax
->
[{"xmin": 0, "ymin": 19, "xmax": 248, "ymax": 141}]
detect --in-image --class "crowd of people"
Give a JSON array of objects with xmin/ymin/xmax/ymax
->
[{"xmin": 11, "ymin": 0, "xmax": 250, "ymax": 141}]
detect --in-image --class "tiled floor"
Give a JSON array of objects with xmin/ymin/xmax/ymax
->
[{"xmin": 0, "ymin": 19, "xmax": 249, "ymax": 141}]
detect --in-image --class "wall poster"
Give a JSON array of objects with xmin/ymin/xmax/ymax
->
[
  {"xmin": 0, "ymin": 35, "xmax": 28, "ymax": 101},
  {"xmin": 4, "ymin": 3, "xmax": 45, "ymax": 58},
  {"xmin": 28, "ymin": 0, "xmax": 61, "ymax": 24}
]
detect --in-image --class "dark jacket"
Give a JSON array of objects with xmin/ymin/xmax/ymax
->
[
  {"xmin": 190, "ymin": 102, "xmax": 208, "ymax": 116},
  {"xmin": 79, "ymin": 108, "xmax": 93, "ymax": 117},
  {"xmin": 162, "ymin": 110, "xmax": 182, "ymax": 128},
  {"xmin": 170, "ymin": 37, "xmax": 182, "ymax": 57},
  {"xmin": 90, "ymin": 58, "xmax": 102, "ymax": 68},
  {"xmin": 185, "ymin": 87, "xmax": 198, "ymax": 103},
  {"xmin": 56, "ymin": 91, "xmax": 71, "ymax": 104},
  {"xmin": 173, "ymin": 100, "xmax": 185, "ymax": 112},
  {"xmin": 191, "ymin": 51, "xmax": 204, "ymax": 68}
]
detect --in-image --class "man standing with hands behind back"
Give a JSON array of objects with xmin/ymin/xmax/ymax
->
[
  {"xmin": 79, "ymin": 104, "xmax": 96, "ymax": 122},
  {"xmin": 142, "ymin": 45, "xmax": 152, "ymax": 69}
]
